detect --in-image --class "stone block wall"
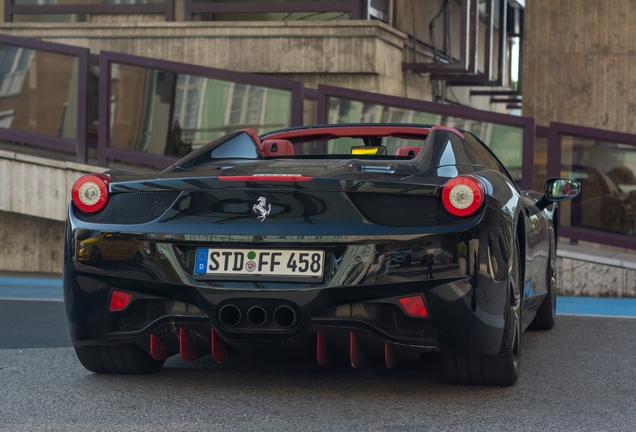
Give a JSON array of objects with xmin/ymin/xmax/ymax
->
[{"xmin": 0, "ymin": 151, "xmax": 106, "ymax": 273}]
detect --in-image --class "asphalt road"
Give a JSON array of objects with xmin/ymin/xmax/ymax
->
[{"xmin": 0, "ymin": 299, "xmax": 635, "ymax": 431}]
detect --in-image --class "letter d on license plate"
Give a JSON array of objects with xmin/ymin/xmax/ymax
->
[{"xmin": 195, "ymin": 248, "xmax": 324, "ymax": 280}]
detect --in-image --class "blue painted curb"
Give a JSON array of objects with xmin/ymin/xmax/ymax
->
[{"xmin": 557, "ymin": 296, "xmax": 636, "ymax": 317}]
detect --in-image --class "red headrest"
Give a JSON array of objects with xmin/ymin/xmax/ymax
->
[
  {"xmin": 261, "ymin": 139, "xmax": 295, "ymax": 156},
  {"xmin": 395, "ymin": 146, "xmax": 422, "ymax": 157}
]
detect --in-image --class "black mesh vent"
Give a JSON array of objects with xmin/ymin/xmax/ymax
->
[
  {"xmin": 348, "ymin": 193, "xmax": 457, "ymax": 227},
  {"xmin": 112, "ymin": 299, "xmax": 204, "ymax": 332},
  {"xmin": 77, "ymin": 191, "xmax": 181, "ymax": 224},
  {"xmin": 321, "ymin": 302, "xmax": 434, "ymax": 340}
]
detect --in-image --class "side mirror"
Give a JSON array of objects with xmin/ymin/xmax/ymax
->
[
  {"xmin": 536, "ymin": 178, "xmax": 581, "ymax": 210},
  {"xmin": 546, "ymin": 178, "xmax": 581, "ymax": 201}
]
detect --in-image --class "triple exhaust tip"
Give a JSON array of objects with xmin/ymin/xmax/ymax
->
[{"xmin": 218, "ymin": 303, "xmax": 297, "ymax": 328}]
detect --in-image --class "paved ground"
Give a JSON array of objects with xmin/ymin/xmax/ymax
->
[{"xmin": 0, "ymin": 276, "xmax": 635, "ymax": 431}]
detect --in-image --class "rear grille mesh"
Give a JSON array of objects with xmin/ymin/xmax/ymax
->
[
  {"xmin": 348, "ymin": 193, "xmax": 458, "ymax": 227},
  {"xmin": 76, "ymin": 191, "xmax": 180, "ymax": 224}
]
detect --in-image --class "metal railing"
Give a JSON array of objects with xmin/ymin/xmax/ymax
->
[
  {"xmin": 97, "ymin": 50, "xmax": 303, "ymax": 167},
  {"xmin": 547, "ymin": 122, "xmax": 636, "ymax": 250},
  {"xmin": 0, "ymin": 34, "xmax": 89, "ymax": 164},
  {"xmin": 316, "ymin": 84, "xmax": 535, "ymax": 190}
]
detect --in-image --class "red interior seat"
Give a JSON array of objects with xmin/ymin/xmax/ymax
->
[
  {"xmin": 395, "ymin": 146, "xmax": 422, "ymax": 157},
  {"xmin": 261, "ymin": 139, "xmax": 295, "ymax": 156}
]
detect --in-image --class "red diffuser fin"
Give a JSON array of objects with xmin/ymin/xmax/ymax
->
[
  {"xmin": 211, "ymin": 328, "xmax": 229, "ymax": 363},
  {"xmin": 179, "ymin": 328, "xmax": 198, "ymax": 362},
  {"xmin": 149, "ymin": 334, "xmax": 167, "ymax": 361},
  {"xmin": 316, "ymin": 331, "xmax": 330, "ymax": 366},
  {"xmin": 349, "ymin": 332, "xmax": 364, "ymax": 368}
]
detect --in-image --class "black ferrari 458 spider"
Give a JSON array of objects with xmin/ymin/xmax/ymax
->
[{"xmin": 64, "ymin": 124, "xmax": 580, "ymax": 386}]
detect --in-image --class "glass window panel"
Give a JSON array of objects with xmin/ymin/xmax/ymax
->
[
  {"xmin": 109, "ymin": 62, "xmax": 293, "ymax": 157},
  {"xmin": 559, "ymin": 135, "xmax": 636, "ymax": 237},
  {"xmin": 303, "ymin": 98, "xmax": 316, "ymax": 126},
  {"xmin": 0, "ymin": 45, "xmax": 78, "ymax": 140},
  {"xmin": 327, "ymin": 96, "xmax": 524, "ymax": 184}
]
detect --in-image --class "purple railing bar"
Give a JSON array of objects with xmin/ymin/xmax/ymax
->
[
  {"xmin": 547, "ymin": 121, "xmax": 636, "ymax": 180},
  {"xmin": 97, "ymin": 53, "xmax": 109, "ymax": 167},
  {"xmin": 6, "ymin": 0, "xmax": 174, "ymax": 21},
  {"xmin": 522, "ymin": 117, "xmax": 535, "ymax": 191},
  {"xmin": 98, "ymin": 50, "xmax": 303, "ymax": 167},
  {"xmin": 184, "ymin": 0, "xmax": 363, "ymax": 21},
  {"xmin": 101, "ymin": 51, "xmax": 303, "ymax": 96},
  {"xmin": 0, "ymin": 34, "xmax": 89, "ymax": 163},
  {"xmin": 535, "ymin": 125, "xmax": 549, "ymax": 137},
  {"xmin": 316, "ymin": 85, "xmax": 534, "ymax": 128},
  {"xmin": 0, "ymin": 129, "xmax": 77, "ymax": 153},
  {"xmin": 76, "ymin": 48, "xmax": 89, "ymax": 164},
  {"xmin": 304, "ymin": 88, "xmax": 318, "ymax": 100},
  {"xmin": 559, "ymin": 226, "xmax": 636, "ymax": 250},
  {"xmin": 0, "ymin": 33, "xmax": 86, "ymax": 56},
  {"xmin": 104, "ymin": 147, "xmax": 179, "ymax": 169},
  {"xmin": 316, "ymin": 84, "xmax": 535, "ymax": 190}
]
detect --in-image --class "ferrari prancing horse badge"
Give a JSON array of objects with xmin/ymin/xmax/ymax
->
[{"xmin": 253, "ymin": 197, "xmax": 271, "ymax": 222}]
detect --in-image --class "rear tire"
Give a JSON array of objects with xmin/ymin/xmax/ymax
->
[
  {"xmin": 74, "ymin": 344, "xmax": 165, "ymax": 374},
  {"xmin": 441, "ymin": 238, "xmax": 522, "ymax": 386}
]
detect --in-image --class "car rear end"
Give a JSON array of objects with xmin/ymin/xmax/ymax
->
[{"xmin": 64, "ymin": 167, "xmax": 513, "ymax": 371}]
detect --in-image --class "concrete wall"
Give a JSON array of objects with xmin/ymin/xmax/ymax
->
[
  {"xmin": 0, "ymin": 210, "xmax": 64, "ymax": 273},
  {"xmin": 557, "ymin": 243, "xmax": 636, "ymax": 298},
  {"xmin": 523, "ymin": 0, "xmax": 636, "ymax": 132},
  {"xmin": 0, "ymin": 150, "xmax": 106, "ymax": 273},
  {"xmin": 0, "ymin": 20, "xmax": 500, "ymax": 111}
]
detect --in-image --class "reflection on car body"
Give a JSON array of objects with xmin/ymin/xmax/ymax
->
[{"xmin": 78, "ymin": 232, "xmax": 145, "ymax": 266}]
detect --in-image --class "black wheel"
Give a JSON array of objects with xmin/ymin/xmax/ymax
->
[
  {"xmin": 441, "ymin": 238, "xmax": 522, "ymax": 386},
  {"xmin": 401, "ymin": 256, "xmax": 412, "ymax": 267},
  {"xmin": 532, "ymin": 229, "xmax": 557, "ymax": 330},
  {"xmin": 74, "ymin": 344, "xmax": 165, "ymax": 374},
  {"xmin": 89, "ymin": 247, "xmax": 102, "ymax": 264}
]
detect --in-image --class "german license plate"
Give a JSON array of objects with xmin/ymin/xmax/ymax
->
[{"xmin": 194, "ymin": 248, "xmax": 325, "ymax": 279}]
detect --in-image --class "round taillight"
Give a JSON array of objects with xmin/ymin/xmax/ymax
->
[
  {"xmin": 71, "ymin": 174, "xmax": 110, "ymax": 213},
  {"xmin": 441, "ymin": 175, "xmax": 485, "ymax": 217}
]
